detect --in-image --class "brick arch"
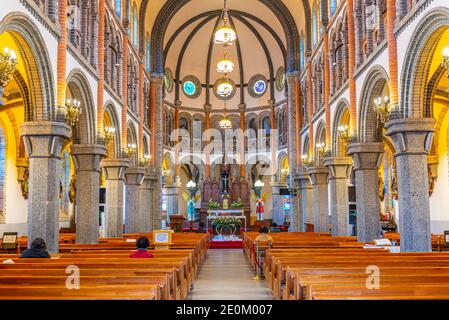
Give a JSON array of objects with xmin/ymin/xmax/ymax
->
[
  {"xmin": 314, "ymin": 119, "xmax": 326, "ymax": 160},
  {"xmin": 66, "ymin": 69, "xmax": 96, "ymax": 145},
  {"xmin": 0, "ymin": 12, "xmax": 56, "ymax": 121},
  {"xmin": 126, "ymin": 120, "xmax": 139, "ymax": 166},
  {"xmin": 358, "ymin": 65, "xmax": 389, "ymax": 143},
  {"xmin": 332, "ymin": 98, "xmax": 350, "ymax": 156},
  {"xmin": 104, "ymin": 102, "xmax": 122, "ymax": 157},
  {"xmin": 400, "ymin": 7, "xmax": 449, "ymax": 118}
]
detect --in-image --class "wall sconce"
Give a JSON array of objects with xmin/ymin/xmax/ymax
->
[
  {"xmin": 0, "ymin": 47, "xmax": 17, "ymax": 106},
  {"xmin": 281, "ymin": 168, "xmax": 289, "ymax": 176},
  {"xmin": 140, "ymin": 154, "xmax": 151, "ymax": 166},
  {"xmin": 442, "ymin": 47, "xmax": 449, "ymax": 77},
  {"xmin": 104, "ymin": 126, "xmax": 116, "ymax": 144},
  {"xmin": 123, "ymin": 143, "xmax": 136, "ymax": 158},
  {"xmin": 373, "ymin": 96, "xmax": 391, "ymax": 123},
  {"xmin": 301, "ymin": 154, "xmax": 312, "ymax": 167},
  {"xmin": 338, "ymin": 124, "xmax": 352, "ymax": 142},
  {"xmin": 316, "ymin": 142, "xmax": 328, "ymax": 158},
  {"xmin": 65, "ymin": 98, "xmax": 82, "ymax": 127}
]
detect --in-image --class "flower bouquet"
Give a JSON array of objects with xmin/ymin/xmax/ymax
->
[
  {"xmin": 230, "ymin": 198, "xmax": 243, "ymax": 208},
  {"xmin": 208, "ymin": 199, "xmax": 220, "ymax": 209}
]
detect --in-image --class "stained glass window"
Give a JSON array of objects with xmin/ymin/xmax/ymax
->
[
  {"xmin": 313, "ymin": 6, "xmax": 318, "ymax": 47},
  {"xmin": 299, "ymin": 36, "xmax": 304, "ymax": 70},
  {"xmin": 115, "ymin": 0, "xmax": 121, "ymax": 17},
  {"xmin": 146, "ymin": 36, "xmax": 151, "ymax": 72},
  {"xmin": 133, "ymin": 5, "xmax": 138, "ymax": 47},
  {"xmin": 330, "ymin": 0, "xmax": 337, "ymax": 16},
  {"xmin": 254, "ymin": 80, "xmax": 267, "ymax": 95},
  {"xmin": 183, "ymin": 81, "xmax": 196, "ymax": 96}
]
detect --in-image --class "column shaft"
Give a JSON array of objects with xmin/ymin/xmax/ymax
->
[
  {"xmin": 307, "ymin": 167, "xmax": 329, "ymax": 233},
  {"xmin": 125, "ymin": 167, "xmax": 145, "ymax": 233}
]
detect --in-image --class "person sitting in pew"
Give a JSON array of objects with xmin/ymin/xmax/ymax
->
[
  {"xmin": 255, "ymin": 227, "xmax": 273, "ymax": 243},
  {"xmin": 20, "ymin": 238, "xmax": 51, "ymax": 258},
  {"xmin": 270, "ymin": 223, "xmax": 281, "ymax": 233},
  {"xmin": 129, "ymin": 237, "xmax": 154, "ymax": 258},
  {"xmin": 196, "ymin": 222, "xmax": 207, "ymax": 233}
]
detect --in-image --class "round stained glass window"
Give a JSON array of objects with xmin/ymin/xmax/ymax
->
[
  {"xmin": 254, "ymin": 80, "xmax": 267, "ymax": 95},
  {"xmin": 183, "ymin": 81, "xmax": 196, "ymax": 96},
  {"xmin": 248, "ymin": 74, "xmax": 268, "ymax": 98},
  {"xmin": 181, "ymin": 75, "xmax": 201, "ymax": 99}
]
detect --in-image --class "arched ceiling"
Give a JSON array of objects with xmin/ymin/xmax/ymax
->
[{"xmin": 141, "ymin": 0, "xmax": 309, "ymax": 111}]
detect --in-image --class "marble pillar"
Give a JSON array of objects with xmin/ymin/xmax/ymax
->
[
  {"xmin": 307, "ymin": 167, "xmax": 329, "ymax": 233},
  {"xmin": 101, "ymin": 158, "xmax": 130, "ymax": 237},
  {"xmin": 139, "ymin": 171, "xmax": 153, "ymax": 232},
  {"xmin": 166, "ymin": 176, "xmax": 181, "ymax": 217},
  {"xmin": 148, "ymin": 167, "xmax": 161, "ymax": 230},
  {"xmin": 385, "ymin": 118, "xmax": 435, "ymax": 252},
  {"xmin": 298, "ymin": 171, "xmax": 313, "ymax": 231},
  {"xmin": 270, "ymin": 180, "xmax": 289, "ymax": 225},
  {"xmin": 286, "ymin": 72, "xmax": 300, "ymax": 232},
  {"xmin": 347, "ymin": 142, "xmax": 384, "ymax": 243},
  {"xmin": 71, "ymin": 144, "xmax": 107, "ymax": 244},
  {"xmin": 325, "ymin": 157, "xmax": 352, "ymax": 236},
  {"xmin": 21, "ymin": 121, "xmax": 71, "ymax": 253},
  {"xmin": 125, "ymin": 167, "xmax": 145, "ymax": 233}
]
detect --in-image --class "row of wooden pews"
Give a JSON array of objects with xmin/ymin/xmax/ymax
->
[
  {"xmin": 0, "ymin": 233, "xmax": 209, "ymax": 300},
  {"xmin": 244, "ymin": 232, "xmax": 449, "ymax": 300}
]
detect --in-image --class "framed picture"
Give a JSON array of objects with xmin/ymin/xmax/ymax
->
[
  {"xmin": 153, "ymin": 230, "xmax": 173, "ymax": 246},
  {"xmin": 1, "ymin": 232, "xmax": 18, "ymax": 249}
]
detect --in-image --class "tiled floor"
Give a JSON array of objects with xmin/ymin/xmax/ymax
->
[{"xmin": 188, "ymin": 249, "xmax": 273, "ymax": 300}]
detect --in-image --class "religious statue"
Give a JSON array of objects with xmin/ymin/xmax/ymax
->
[
  {"xmin": 391, "ymin": 171, "xmax": 398, "ymax": 200},
  {"xmin": 20, "ymin": 168, "xmax": 29, "ymax": 200},
  {"xmin": 378, "ymin": 175, "xmax": 385, "ymax": 202},
  {"xmin": 221, "ymin": 170, "xmax": 230, "ymax": 192},
  {"xmin": 428, "ymin": 165, "xmax": 435, "ymax": 197},
  {"xmin": 69, "ymin": 175, "xmax": 77, "ymax": 203}
]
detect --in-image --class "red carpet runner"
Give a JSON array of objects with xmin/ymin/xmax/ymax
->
[{"xmin": 209, "ymin": 240, "xmax": 243, "ymax": 249}]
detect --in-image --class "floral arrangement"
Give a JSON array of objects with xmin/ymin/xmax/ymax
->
[
  {"xmin": 208, "ymin": 199, "xmax": 220, "ymax": 209},
  {"xmin": 230, "ymin": 198, "xmax": 243, "ymax": 208},
  {"xmin": 211, "ymin": 216, "xmax": 242, "ymax": 227}
]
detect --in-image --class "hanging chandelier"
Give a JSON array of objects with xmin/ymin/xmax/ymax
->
[
  {"xmin": 217, "ymin": 77, "xmax": 234, "ymax": 98},
  {"xmin": 217, "ymin": 53, "xmax": 234, "ymax": 74},
  {"xmin": 219, "ymin": 96, "xmax": 232, "ymax": 129},
  {"xmin": 214, "ymin": 0, "xmax": 236, "ymax": 46}
]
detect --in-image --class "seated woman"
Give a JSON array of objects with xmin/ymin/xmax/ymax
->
[
  {"xmin": 129, "ymin": 236, "xmax": 154, "ymax": 258},
  {"xmin": 20, "ymin": 238, "xmax": 51, "ymax": 258}
]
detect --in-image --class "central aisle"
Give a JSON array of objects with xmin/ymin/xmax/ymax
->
[{"xmin": 189, "ymin": 249, "xmax": 273, "ymax": 300}]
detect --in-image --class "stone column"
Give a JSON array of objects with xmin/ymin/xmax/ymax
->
[
  {"xmin": 21, "ymin": 121, "xmax": 71, "ymax": 253},
  {"xmin": 166, "ymin": 176, "xmax": 181, "ymax": 217},
  {"xmin": 298, "ymin": 171, "xmax": 313, "ymax": 231},
  {"xmin": 124, "ymin": 167, "xmax": 145, "ymax": 233},
  {"xmin": 139, "ymin": 171, "xmax": 153, "ymax": 233},
  {"xmin": 101, "ymin": 158, "xmax": 130, "ymax": 237},
  {"xmin": 385, "ymin": 118, "xmax": 435, "ymax": 252},
  {"xmin": 148, "ymin": 167, "xmax": 161, "ymax": 230},
  {"xmin": 270, "ymin": 180, "xmax": 289, "ymax": 225},
  {"xmin": 347, "ymin": 142, "xmax": 384, "ymax": 243},
  {"xmin": 286, "ymin": 72, "xmax": 300, "ymax": 232},
  {"xmin": 325, "ymin": 157, "xmax": 352, "ymax": 236},
  {"xmin": 307, "ymin": 167, "xmax": 329, "ymax": 233},
  {"xmin": 71, "ymin": 144, "xmax": 107, "ymax": 244}
]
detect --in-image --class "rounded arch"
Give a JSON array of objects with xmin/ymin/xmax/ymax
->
[
  {"xmin": 358, "ymin": 65, "xmax": 390, "ymax": 143},
  {"xmin": 400, "ymin": 7, "xmax": 449, "ymax": 118},
  {"xmin": 332, "ymin": 98, "xmax": 350, "ymax": 156},
  {"xmin": 126, "ymin": 120, "xmax": 138, "ymax": 165},
  {"xmin": 104, "ymin": 101, "xmax": 121, "ymax": 157},
  {"xmin": 0, "ymin": 12, "xmax": 56, "ymax": 121},
  {"xmin": 66, "ymin": 68, "xmax": 96, "ymax": 145},
  {"xmin": 302, "ymin": 134, "xmax": 310, "ymax": 157}
]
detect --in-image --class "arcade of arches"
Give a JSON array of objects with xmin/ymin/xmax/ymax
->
[{"xmin": 1, "ymin": 0, "xmax": 449, "ymax": 257}]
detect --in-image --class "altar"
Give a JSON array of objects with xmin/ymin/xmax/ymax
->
[{"xmin": 206, "ymin": 210, "xmax": 247, "ymax": 241}]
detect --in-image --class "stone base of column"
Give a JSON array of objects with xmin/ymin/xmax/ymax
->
[
  {"xmin": 348, "ymin": 142, "xmax": 384, "ymax": 243},
  {"xmin": 325, "ymin": 157, "xmax": 352, "ymax": 236},
  {"xmin": 21, "ymin": 121, "xmax": 71, "ymax": 253},
  {"xmin": 125, "ymin": 167, "xmax": 146, "ymax": 233},
  {"xmin": 101, "ymin": 158, "xmax": 130, "ymax": 237},
  {"xmin": 307, "ymin": 167, "xmax": 329, "ymax": 233},
  {"xmin": 386, "ymin": 118, "xmax": 435, "ymax": 252},
  {"xmin": 298, "ymin": 170, "xmax": 313, "ymax": 231},
  {"xmin": 72, "ymin": 144, "xmax": 107, "ymax": 244},
  {"xmin": 270, "ymin": 181, "xmax": 289, "ymax": 226}
]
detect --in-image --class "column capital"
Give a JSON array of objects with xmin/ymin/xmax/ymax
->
[
  {"xmin": 71, "ymin": 144, "xmax": 107, "ymax": 172},
  {"xmin": 306, "ymin": 166, "xmax": 328, "ymax": 185},
  {"xmin": 204, "ymin": 103, "xmax": 212, "ymax": 113},
  {"xmin": 324, "ymin": 156, "xmax": 353, "ymax": 179},
  {"xmin": 385, "ymin": 118, "xmax": 435, "ymax": 156},
  {"xmin": 285, "ymin": 71, "xmax": 300, "ymax": 85},
  {"xmin": 347, "ymin": 142, "xmax": 384, "ymax": 170},
  {"xmin": 174, "ymin": 100, "xmax": 182, "ymax": 108},
  {"xmin": 238, "ymin": 103, "xmax": 246, "ymax": 112},
  {"xmin": 101, "ymin": 158, "xmax": 130, "ymax": 180},
  {"xmin": 150, "ymin": 73, "xmax": 164, "ymax": 84},
  {"xmin": 125, "ymin": 167, "xmax": 146, "ymax": 185},
  {"xmin": 21, "ymin": 121, "xmax": 71, "ymax": 158}
]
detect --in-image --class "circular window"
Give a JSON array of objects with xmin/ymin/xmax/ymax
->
[
  {"xmin": 248, "ymin": 74, "xmax": 268, "ymax": 98},
  {"xmin": 275, "ymin": 67, "xmax": 286, "ymax": 91},
  {"xmin": 164, "ymin": 68, "xmax": 174, "ymax": 93},
  {"xmin": 213, "ymin": 77, "xmax": 237, "ymax": 100},
  {"xmin": 181, "ymin": 75, "xmax": 201, "ymax": 99}
]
